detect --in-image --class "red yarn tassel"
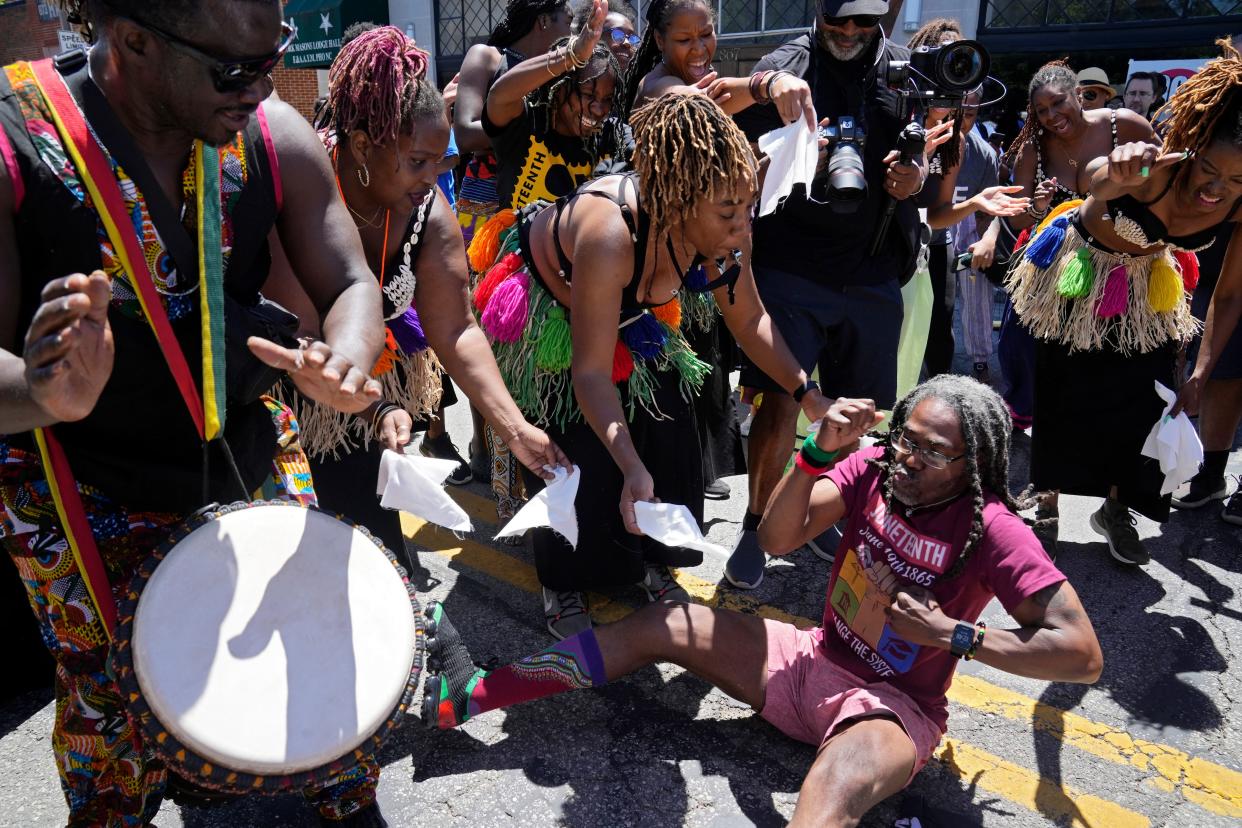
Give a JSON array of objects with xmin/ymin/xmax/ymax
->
[
  {"xmin": 1014, "ymin": 227, "xmax": 1031, "ymax": 251},
  {"xmin": 611, "ymin": 339, "xmax": 634, "ymax": 383},
  {"xmin": 472, "ymin": 252, "xmax": 522, "ymax": 312},
  {"xmin": 1174, "ymin": 250, "xmax": 1200, "ymax": 292}
]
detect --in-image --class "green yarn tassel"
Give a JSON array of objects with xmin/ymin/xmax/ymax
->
[
  {"xmin": 535, "ymin": 306, "xmax": 573, "ymax": 372},
  {"xmin": 1056, "ymin": 248, "xmax": 1095, "ymax": 298},
  {"xmin": 657, "ymin": 323, "xmax": 711, "ymax": 398}
]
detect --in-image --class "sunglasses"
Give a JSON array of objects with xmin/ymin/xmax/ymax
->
[
  {"xmin": 822, "ymin": 13, "xmax": 882, "ymax": 28},
  {"xmin": 126, "ymin": 16, "xmax": 295, "ymax": 94},
  {"xmin": 604, "ymin": 27, "xmax": 641, "ymax": 48},
  {"xmin": 1081, "ymin": 89, "xmax": 1103, "ymax": 102}
]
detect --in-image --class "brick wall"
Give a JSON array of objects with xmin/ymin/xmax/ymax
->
[
  {"xmin": 0, "ymin": 1, "xmax": 65, "ymax": 66},
  {"xmin": 270, "ymin": 64, "xmax": 320, "ymax": 122}
]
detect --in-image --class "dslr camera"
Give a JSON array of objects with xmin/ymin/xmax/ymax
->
[
  {"xmin": 816, "ymin": 115, "xmax": 866, "ymax": 213},
  {"xmin": 886, "ymin": 39, "xmax": 990, "ymax": 110}
]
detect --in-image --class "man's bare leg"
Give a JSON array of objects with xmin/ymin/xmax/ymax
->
[
  {"xmin": 790, "ymin": 716, "xmax": 917, "ymax": 828},
  {"xmin": 745, "ymin": 392, "xmax": 802, "ymax": 521},
  {"xmin": 423, "ymin": 601, "xmax": 770, "ymax": 725}
]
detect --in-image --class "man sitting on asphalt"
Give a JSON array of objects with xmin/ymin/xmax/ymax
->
[{"xmin": 419, "ymin": 375, "xmax": 1103, "ymax": 827}]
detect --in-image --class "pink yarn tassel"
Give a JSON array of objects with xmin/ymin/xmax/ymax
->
[
  {"xmin": 1096, "ymin": 264, "xmax": 1129, "ymax": 318},
  {"xmin": 480, "ymin": 271, "xmax": 530, "ymax": 343}
]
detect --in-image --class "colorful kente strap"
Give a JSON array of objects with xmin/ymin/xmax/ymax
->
[{"xmin": 27, "ymin": 59, "xmax": 228, "ymax": 638}]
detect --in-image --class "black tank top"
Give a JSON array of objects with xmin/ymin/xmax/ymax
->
[{"xmin": 0, "ymin": 67, "xmax": 281, "ymax": 513}]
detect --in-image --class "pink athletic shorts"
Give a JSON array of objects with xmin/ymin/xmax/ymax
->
[{"xmin": 758, "ymin": 620, "xmax": 944, "ymax": 784}]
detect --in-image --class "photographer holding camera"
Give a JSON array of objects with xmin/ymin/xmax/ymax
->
[{"xmin": 727, "ymin": 0, "xmax": 939, "ymax": 588}]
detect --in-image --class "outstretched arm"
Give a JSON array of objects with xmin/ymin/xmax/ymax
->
[{"xmin": 416, "ymin": 194, "xmax": 570, "ymax": 476}]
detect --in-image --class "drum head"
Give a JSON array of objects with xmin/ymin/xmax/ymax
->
[{"xmin": 128, "ymin": 502, "xmax": 418, "ymax": 779}]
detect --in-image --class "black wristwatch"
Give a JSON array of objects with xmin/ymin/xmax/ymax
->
[
  {"xmin": 949, "ymin": 621, "xmax": 976, "ymax": 659},
  {"xmin": 792, "ymin": 379, "xmax": 820, "ymax": 404}
]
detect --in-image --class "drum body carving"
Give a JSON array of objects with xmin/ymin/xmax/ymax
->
[{"xmin": 110, "ymin": 500, "xmax": 422, "ymax": 793}]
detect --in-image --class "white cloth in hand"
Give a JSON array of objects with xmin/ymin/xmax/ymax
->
[
  {"xmin": 634, "ymin": 501, "xmax": 726, "ymax": 557},
  {"xmin": 496, "ymin": 465, "xmax": 580, "ymax": 547},
  {"xmin": 758, "ymin": 119, "xmax": 818, "ymax": 218},
  {"xmin": 376, "ymin": 452, "xmax": 472, "ymax": 532},
  {"xmin": 1141, "ymin": 381, "xmax": 1204, "ymax": 495}
]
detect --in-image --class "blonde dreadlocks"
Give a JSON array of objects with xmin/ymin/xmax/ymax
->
[
  {"xmin": 629, "ymin": 93, "xmax": 756, "ymax": 241},
  {"xmin": 1157, "ymin": 38, "xmax": 1242, "ymax": 161}
]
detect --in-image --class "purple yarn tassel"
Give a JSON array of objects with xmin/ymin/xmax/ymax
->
[{"xmin": 388, "ymin": 305, "xmax": 429, "ymax": 353}]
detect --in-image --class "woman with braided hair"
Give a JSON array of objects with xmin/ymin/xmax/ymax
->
[
  {"xmin": 418, "ymin": 376, "xmax": 1099, "ymax": 826},
  {"xmin": 265, "ymin": 27, "xmax": 568, "ymax": 566},
  {"xmin": 1006, "ymin": 39, "xmax": 1242, "ymax": 566},
  {"xmin": 469, "ymin": 91, "xmax": 831, "ymax": 638}
]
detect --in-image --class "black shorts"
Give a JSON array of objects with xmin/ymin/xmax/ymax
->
[{"xmin": 740, "ymin": 267, "xmax": 904, "ymax": 409}]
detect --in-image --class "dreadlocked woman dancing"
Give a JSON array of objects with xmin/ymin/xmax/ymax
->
[
  {"xmin": 421, "ymin": 376, "xmax": 1101, "ymax": 826},
  {"xmin": 266, "ymin": 28, "xmax": 568, "ymax": 566},
  {"xmin": 1007, "ymin": 40, "xmax": 1242, "ymax": 567},
  {"xmin": 470, "ymin": 93, "xmax": 831, "ymax": 639}
]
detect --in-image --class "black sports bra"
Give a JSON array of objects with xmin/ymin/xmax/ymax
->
[
  {"xmin": 1104, "ymin": 169, "xmax": 1242, "ymax": 252},
  {"xmin": 521, "ymin": 173, "xmax": 741, "ymax": 321}
]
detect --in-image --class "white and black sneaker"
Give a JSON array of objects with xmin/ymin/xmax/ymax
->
[
  {"xmin": 804, "ymin": 524, "xmax": 843, "ymax": 563},
  {"xmin": 542, "ymin": 587, "xmax": 592, "ymax": 640},
  {"xmin": 1222, "ymin": 480, "xmax": 1242, "ymax": 527},
  {"xmin": 638, "ymin": 563, "xmax": 690, "ymax": 603},
  {"xmin": 1172, "ymin": 474, "xmax": 1228, "ymax": 509}
]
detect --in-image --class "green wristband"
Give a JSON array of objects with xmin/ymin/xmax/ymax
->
[{"xmin": 801, "ymin": 433, "xmax": 838, "ymax": 465}]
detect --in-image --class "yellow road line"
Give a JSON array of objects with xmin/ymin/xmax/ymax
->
[
  {"xmin": 936, "ymin": 738, "xmax": 1150, "ymax": 828},
  {"xmin": 405, "ymin": 509, "xmax": 1242, "ymax": 819}
]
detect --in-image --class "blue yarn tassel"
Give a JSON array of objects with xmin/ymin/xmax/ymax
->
[
  {"xmin": 685, "ymin": 264, "xmax": 708, "ymax": 292},
  {"xmin": 387, "ymin": 305, "xmax": 428, "ymax": 353},
  {"xmin": 1024, "ymin": 216, "xmax": 1069, "ymax": 269},
  {"xmin": 621, "ymin": 312, "xmax": 667, "ymax": 360}
]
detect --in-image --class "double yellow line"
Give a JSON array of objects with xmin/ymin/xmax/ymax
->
[{"xmin": 402, "ymin": 491, "xmax": 1242, "ymax": 825}]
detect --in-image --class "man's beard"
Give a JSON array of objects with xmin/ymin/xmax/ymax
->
[{"xmin": 818, "ymin": 27, "xmax": 877, "ymax": 61}]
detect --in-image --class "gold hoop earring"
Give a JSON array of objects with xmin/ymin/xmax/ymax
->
[{"xmin": 357, "ymin": 164, "xmax": 371, "ymax": 187}]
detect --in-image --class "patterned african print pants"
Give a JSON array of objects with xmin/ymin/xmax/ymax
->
[{"xmin": 0, "ymin": 399, "xmax": 378, "ymax": 826}]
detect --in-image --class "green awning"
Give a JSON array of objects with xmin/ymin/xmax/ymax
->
[{"xmin": 283, "ymin": 0, "xmax": 388, "ymax": 69}]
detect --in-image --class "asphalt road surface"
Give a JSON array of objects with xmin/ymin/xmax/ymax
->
[{"xmin": 2, "ymin": 362, "xmax": 1241, "ymax": 826}]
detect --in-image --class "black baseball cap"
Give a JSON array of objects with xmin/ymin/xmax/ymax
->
[{"xmin": 820, "ymin": 0, "xmax": 890, "ymax": 17}]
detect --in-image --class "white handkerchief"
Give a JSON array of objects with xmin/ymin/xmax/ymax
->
[
  {"xmin": 634, "ymin": 502, "xmax": 727, "ymax": 557},
  {"xmin": 376, "ymin": 451, "xmax": 472, "ymax": 532},
  {"xmin": 496, "ymin": 465, "xmax": 580, "ymax": 547},
  {"xmin": 1140, "ymin": 381, "xmax": 1204, "ymax": 495},
  {"xmin": 757, "ymin": 119, "xmax": 818, "ymax": 218}
]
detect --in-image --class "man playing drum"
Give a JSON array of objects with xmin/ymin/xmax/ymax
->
[{"xmin": 0, "ymin": 0, "xmax": 392, "ymax": 824}]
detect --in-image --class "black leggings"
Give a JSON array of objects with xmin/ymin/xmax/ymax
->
[
  {"xmin": 926, "ymin": 242, "xmax": 957, "ymax": 377},
  {"xmin": 309, "ymin": 443, "xmax": 415, "ymax": 574}
]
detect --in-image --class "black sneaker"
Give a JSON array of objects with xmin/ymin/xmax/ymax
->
[
  {"xmin": 724, "ymin": 528, "xmax": 766, "ymax": 590},
  {"xmin": 1222, "ymin": 480, "xmax": 1242, "ymax": 526},
  {"xmin": 542, "ymin": 587, "xmax": 592, "ymax": 640},
  {"xmin": 419, "ymin": 433, "xmax": 472, "ymax": 486},
  {"xmin": 804, "ymin": 524, "xmax": 842, "ymax": 563},
  {"xmin": 422, "ymin": 601, "xmax": 483, "ymax": 729},
  {"xmin": 1089, "ymin": 499, "xmax": 1149, "ymax": 566},
  {"xmin": 704, "ymin": 478, "xmax": 731, "ymax": 499},
  {"xmin": 1172, "ymin": 473, "xmax": 1228, "ymax": 510},
  {"xmin": 320, "ymin": 803, "xmax": 389, "ymax": 827}
]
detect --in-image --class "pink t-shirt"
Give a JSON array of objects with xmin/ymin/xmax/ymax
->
[{"xmin": 822, "ymin": 447, "xmax": 1065, "ymax": 731}]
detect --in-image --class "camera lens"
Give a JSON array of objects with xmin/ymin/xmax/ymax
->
[
  {"xmin": 936, "ymin": 41, "xmax": 989, "ymax": 92},
  {"xmin": 827, "ymin": 142, "xmax": 866, "ymax": 209}
]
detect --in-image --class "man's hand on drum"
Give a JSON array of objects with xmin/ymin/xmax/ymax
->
[
  {"xmin": 506, "ymin": 422, "xmax": 572, "ymax": 479},
  {"xmin": 248, "ymin": 336, "xmax": 382, "ymax": 414},
  {"xmin": 23, "ymin": 271, "xmax": 114, "ymax": 423}
]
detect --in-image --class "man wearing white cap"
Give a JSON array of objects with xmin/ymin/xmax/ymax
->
[{"xmin": 1077, "ymin": 66, "xmax": 1115, "ymax": 110}]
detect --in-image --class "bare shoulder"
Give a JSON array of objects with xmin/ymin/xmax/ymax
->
[
  {"xmin": 461, "ymin": 43, "xmax": 503, "ymax": 75},
  {"xmin": 1110, "ymin": 107, "xmax": 1157, "ymax": 142}
]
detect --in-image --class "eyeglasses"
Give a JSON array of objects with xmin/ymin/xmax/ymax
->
[
  {"xmin": 604, "ymin": 27, "xmax": 641, "ymax": 48},
  {"xmin": 125, "ymin": 16, "xmax": 295, "ymax": 94},
  {"xmin": 890, "ymin": 429, "xmax": 966, "ymax": 470},
  {"xmin": 822, "ymin": 13, "xmax": 882, "ymax": 28}
]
